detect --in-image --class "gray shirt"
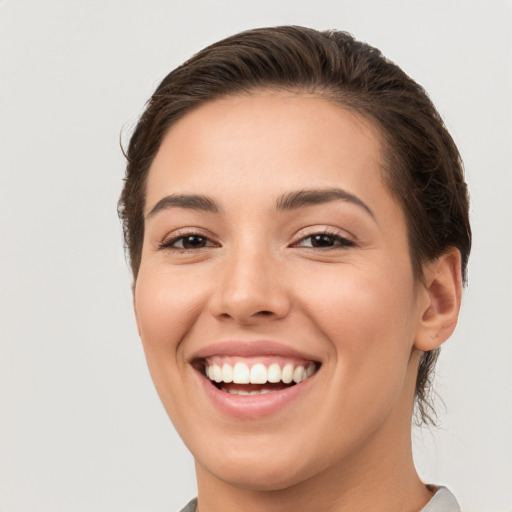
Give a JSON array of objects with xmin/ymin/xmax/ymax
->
[{"xmin": 178, "ymin": 486, "xmax": 460, "ymax": 512}]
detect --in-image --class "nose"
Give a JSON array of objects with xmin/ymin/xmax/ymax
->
[{"xmin": 209, "ymin": 244, "xmax": 291, "ymax": 325}]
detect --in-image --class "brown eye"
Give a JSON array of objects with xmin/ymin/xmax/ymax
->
[
  {"xmin": 179, "ymin": 235, "xmax": 208, "ymax": 249},
  {"xmin": 297, "ymin": 233, "xmax": 355, "ymax": 249},
  {"xmin": 310, "ymin": 234, "xmax": 337, "ymax": 247},
  {"xmin": 160, "ymin": 232, "xmax": 217, "ymax": 251}
]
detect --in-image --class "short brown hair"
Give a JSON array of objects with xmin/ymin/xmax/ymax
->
[{"xmin": 119, "ymin": 26, "xmax": 471, "ymax": 424}]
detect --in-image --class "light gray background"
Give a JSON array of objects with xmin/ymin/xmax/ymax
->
[{"xmin": 1, "ymin": 1, "xmax": 511, "ymax": 511}]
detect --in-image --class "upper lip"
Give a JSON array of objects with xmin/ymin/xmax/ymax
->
[{"xmin": 190, "ymin": 340, "xmax": 321, "ymax": 363}]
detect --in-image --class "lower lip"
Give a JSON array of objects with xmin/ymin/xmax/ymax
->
[{"xmin": 197, "ymin": 371, "xmax": 317, "ymax": 419}]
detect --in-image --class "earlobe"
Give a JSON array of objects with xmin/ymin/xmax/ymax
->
[{"xmin": 414, "ymin": 248, "xmax": 463, "ymax": 352}]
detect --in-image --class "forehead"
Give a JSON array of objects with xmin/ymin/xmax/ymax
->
[{"xmin": 145, "ymin": 91, "xmax": 389, "ymax": 212}]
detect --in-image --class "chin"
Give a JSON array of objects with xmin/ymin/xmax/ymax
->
[
  {"xmin": 193, "ymin": 433, "xmax": 331, "ymax": 492},
  {"xmin": 205, "ymin": 457, "xmax": 313, "ymax": 492}
]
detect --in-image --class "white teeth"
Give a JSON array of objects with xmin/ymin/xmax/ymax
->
[
  {"xmin": 293, "ymin": 366, "xmax": 305, "ymax": 383},
  {"xmin": 281, "ymin": 363, "xmax": 294, "ymax": 384},
  {"xmin": 212, "ymin": 364, "xmax": 222, "ymax": 383},
  {"xmin": 233, "ymin": 388, "xmax": 250, "ymax": 395},
  {"xmin": 222, "ymin": 363, "xmax": 233, "ymax": 383},
  {"xmin": 233, "ymin": 362, "xmax": 250, "ymax": 384},
  {"xmin": 206, "ymin": 360, "xmax": 317, "ymax": 385},
  {"xmin": 267, "ymin": 363, "xmax": 281, "ymax": 383},
  {"xmin": 222, "ymin": 388, "xmax": 275, "ymax": 396},
  {"xmin": 250, "ymin": 363, "xmax": 267, "ymax": 384}
]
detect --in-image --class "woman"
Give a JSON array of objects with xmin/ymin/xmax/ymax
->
[{"xmin": 119, "ymin": 26, "xmax": 471, "ymax": 512}]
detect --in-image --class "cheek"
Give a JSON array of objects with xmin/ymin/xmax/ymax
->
[
  {"xmin": 302, "ymin": 260, "xmax": 418, "ymax": 389},
  {"xmin": 297, "ymin": 268, "xmax": 419, "ymax": 459},
  {"xmin": 133, "ymin": 266, "xmax": 208, "ymax": 426},
  {"xmin": 305, "ymin": 258, "xmax": 416, "ymax": 336},
  {"xmin": 134, "ymin": 266, "xmax": 205, "ymax": 362}
]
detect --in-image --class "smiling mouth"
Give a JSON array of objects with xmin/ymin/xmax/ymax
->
[{"xmin": 196, "ymin": 357, "xmax": 320, "ymax": 396}]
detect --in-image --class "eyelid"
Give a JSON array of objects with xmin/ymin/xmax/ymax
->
[
  {"xmin": 290, "ymin": 227, "xmax": 357, "ymax": 248},
  {"xmin": 292, "ymin": 225, "xmax": 355, "ymax": 240}
]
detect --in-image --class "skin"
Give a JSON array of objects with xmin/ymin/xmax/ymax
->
[{"xmin": 133, "ymin": 92, "xmax": 462, "ymax": 512}]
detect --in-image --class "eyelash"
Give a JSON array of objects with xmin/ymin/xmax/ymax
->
[{"xmin": 158, "ymin": 230, "xmax": 356, "ymax": 252}]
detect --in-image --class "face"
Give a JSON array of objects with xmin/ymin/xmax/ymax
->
[{"xmin": 134, "ymin": 92, "xmax": 428, "ymax": 491}]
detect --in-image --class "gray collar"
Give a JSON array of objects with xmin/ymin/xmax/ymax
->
[{"xmin": 179, "ymin": 486, "xmax": 461, "ymax": 512}]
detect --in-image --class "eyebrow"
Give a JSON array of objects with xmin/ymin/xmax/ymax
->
[
  {"xmin": 146, "ymin": 194, "xmax": 220, "ymax": 219},
  {"xmin": 146, "ymin": 187, "xmax": 374, "ymax": 220},
  {"xmin": 276, "ymin": 188, "xmax": 375, "ymax": 218}
]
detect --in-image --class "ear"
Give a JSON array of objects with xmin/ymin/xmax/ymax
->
[{"xmin": 414, "ymin": 248, "xmax": 463, "ymax": 351}]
